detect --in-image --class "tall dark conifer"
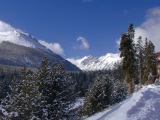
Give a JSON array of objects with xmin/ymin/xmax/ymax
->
[{"xmin": 119, "ymin": 23, "xmax": 137, "ymax": 93}]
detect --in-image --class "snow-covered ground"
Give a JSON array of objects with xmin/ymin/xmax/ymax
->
[{"xmin": 85, "ymin": 85, "xmax": 160, "ymax": 120}]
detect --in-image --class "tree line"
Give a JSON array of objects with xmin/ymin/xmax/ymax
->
[
  {"xmin": 0, "ymin": 58, "xmax": 77, "ymax": 119},
  {"xmin": 0, "ymin": 59, "xmax": 126, "ymax": 119}
]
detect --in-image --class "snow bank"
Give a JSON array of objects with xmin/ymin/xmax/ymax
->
[{"xmin": 86, "ymin": 85, "xmax": 160, "ymax": 120}]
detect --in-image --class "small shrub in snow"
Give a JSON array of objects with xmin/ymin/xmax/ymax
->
[{"xmin": 155, "ymin": 78, "xmax": 160, "ymax": 85}]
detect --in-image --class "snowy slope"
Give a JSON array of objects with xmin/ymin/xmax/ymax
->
[
  {"xmin": 86, "ymin": 85, "xmax": 160, "ymax": 120},
  {"xmin": 67, "ymin": 53, "xmax": 121, "ymax": 71},
  {"xmin": 0, "ymin": 21, "xmax": 47, "ymax": 50}
]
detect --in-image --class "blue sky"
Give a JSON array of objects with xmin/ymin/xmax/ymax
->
[{"xmin": 0, "ymin": 0, "xmax": 160, "ymax": 58}]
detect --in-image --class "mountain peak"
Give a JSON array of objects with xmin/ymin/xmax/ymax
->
[
  {"xmin": 67, "ymin": 53, "xmax": 121, "ymax": 71},
  {"xmin": 0, "ymin": 20, "xmax": 47, "ymax": 50},
  {"xmin": 0, "ymin": 21, "xmax": 15, "ymax": 32}
]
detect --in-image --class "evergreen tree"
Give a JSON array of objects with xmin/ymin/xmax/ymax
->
[
  {"xmin": 142, "ymin": 39, "xmax": 148, "ymax": 84},
  {"xmin": 0, "ymin": 70, "xmax": 11, "ymax": 101},
  {"xmin": 0, "ymin": 69, "xmax": 19, "ymax": 101},
  {"xmin": 37, "ymin": 57, "xmax": 50, "ymax": 93},
  {"xmin": 112, "ymin": 80, "xmax": 128, "ymax": 103},
  {"xmin": 37, "ymin": 59, "xmax": 76, "ymax": 119},
  {"xmin": 52, "ymin": 63, "xmax": 76, "ymax": 119},
  {"xmin": 119, "ymin": 23, "xmax": 137, "ymax": 93},
  {"xmin": 142, "ymin": 39, "xmax": 157, "ymax": 84},
  {"xmin": 136, "ymin": 36, "xmax": 144, "ymax": 85},
  {"xmin": 82, "ymin": 75, "xmax": 113, "ymax": 116},
  {"xmin": 1, "ymin": 67, "xmax": 47, "ymax": 120}
]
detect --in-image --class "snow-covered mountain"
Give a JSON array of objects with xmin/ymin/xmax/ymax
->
[
  {"xmin": 67, "ymin": 53, "xmax": 121, "ymax": 71},
  {"xmin": 86, "ymin": 85, "xmax": 160, "ymax": 120},
  {"xmin": 0, "ymin": 21, "xmax": 47, "ymax": 50},
  {"xmin": 0, "ymin": 21, "xmax": 80, "ymax": 71}
]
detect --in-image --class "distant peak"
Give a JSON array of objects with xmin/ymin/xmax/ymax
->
[
  {"xmin": 83, "ymin": 55, "xmax": 94, "ymax": 59},
  {"xmin": 104, "ymin": 53, "xmax": 120, "ymax": 58},
  {"xmin": 67, "ymin": 53, "xmax": 121, "ymax": 71},
  {"xmin": 0, "ymin": 21, "xmax": 28, "ymax": 35},
  {"xmin": 0, "ymin": 21, "xmax": 15, "ymax": 32}
]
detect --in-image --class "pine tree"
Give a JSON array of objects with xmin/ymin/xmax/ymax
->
[
  {"xmin": 136, "ymin": 36, "xmax": 144, "ymax": 86},
  {"xmin": 119, "ymin": 23, "xmax": 137, "ymax": 93},
  {"xmin": 0, "ymin": 69, "xmax": 13, "ymax": 101},
  {"xmin": 112, "ymin": 80, "xmax": 128, "ymax": 103},
  {"xmin": 37, "ymin": 57, "xmax": 50, "ymax": 93},
  {"xmin": 82, "ymin": 75, "xmax": 113, "ymax": 116},
  {"xmin": 37, "ymin": 59, "xmax": 76, "ymax": 119},
  {"xmin": 53, "ymin": 63, "xmax": 77, "ymax": 119},
  {"xmin": 1, "ymin": 67, "xmax": 47, "ymax": 120},
  {"xmin": 142, "ymin": 39, "xmax": 157, "ymax": 84}
]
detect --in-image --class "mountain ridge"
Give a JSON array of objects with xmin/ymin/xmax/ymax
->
[{"xmin": 67, "ymin": 53, "xmax": 121, "ymax": 71}]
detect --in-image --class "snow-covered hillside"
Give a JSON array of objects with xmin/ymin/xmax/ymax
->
[
  {"xmin": 86, "ymin": 85, "xmax": 160, "ymax": 120},
  {"xmin": 0, "ymin": 21, "xmax": 47, "ymax": 50},
  {"xmin": 67, "ymin": 53, "xmax": 121, "ymax": 71}
]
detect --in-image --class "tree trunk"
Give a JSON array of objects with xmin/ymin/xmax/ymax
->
[{"xmin": 129, "ymin": 81, "xmax": 134, "ymax": 93}]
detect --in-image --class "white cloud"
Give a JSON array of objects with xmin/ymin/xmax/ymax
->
[
  {"xmin": 75, "ymin": 36, "xmax": 90, "ymax": 50},
  {"xmin": 134, "ymin": 7, "xmax": 160, "ymax": 52},
  {"xmin": 38, "ymin": 40, "xmax": 64, "ymax": 55},
  {"xmin": 117, "ymin": 7, "xmax": 160, "ymax": 52},
  {"xmin": 67, "ymin": 58, "xmax": 82, "ymax": 67}
]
